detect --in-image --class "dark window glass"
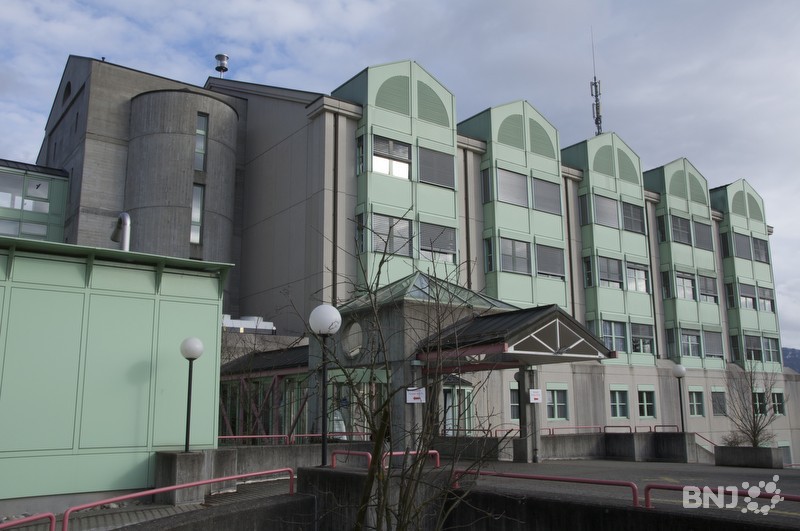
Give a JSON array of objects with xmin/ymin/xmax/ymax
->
[
  {"xmin": 631, "ymin": 324, "xmax": 654, "ymax": 354},
  {"xmin": 698, "ymin": 276, "xmax": 718, "ymax": 303},
  {"xmin": 745, "ymin": 335, "xmax": 762, "ymax": 360},
  {"xmin": 598, "ymin": 257, "xmax": 623, "ymax": 288},
  {"xmin": 675, "ymin": 273, "xmax": 696, "ymax": 300},
  {"xmin": 758, "ymin": 287, "xmax": 775, "ymax": 312},
  {"xmin": 712, "ymin": 391, "xmax": 727, "ymax": 416},
  {"xmin": 500, "ymin": 238, "xmax": 530, "ymax": 274},
  {"xmin": 671, "ymin": 216, "xmax": 692, "ymax": 244},
  {"xmin": 484, "ymin": 238, "xmax": 494, "ymax": 273},
  {"xmin": 583, "ymin": 256, "xmax": 593, "ymax": 287},
  {"xmin": 372, "ymin": 214, "xmax": 412, "ymax": 256},
  {"xmin": 753, "ymin": 238, "xmax": 770, "ymax": 263},
  {"xmin": 419, "ymin": 148, "xmax": 455, "ymax": 188},
  {"xmin": 594, "ymin": 196, "xmax": 619, "ymax": 228},
  {"xmin": 419, "ymin": 222, "xmax": 456, "ymax": 262},
  {"xmin": 481, "ymin": 169, "xmax": 492, "ymax": 203},
  {"xmin": 533, "ymin": 178, "xmax": 561, "ymax": 215},
  {"xmin": 536, "ymin": 244, "xmax": 565, "ymax": 278},
  {"xmin": 657, "ymin": 215, "xmax": 666, "ymax": 242},
  {"xmin": 622, "ymin": 202, "xmax": 645, "ymax": 233},
  {"xmin": 578, "ymin": 195, "xmax": 589, "ymax": 225},
  {"xmin": 739, "ymin": 283, "xmax": 756, "ymax": 309},
  {"xmin": 497, "ymin": 169, "xmax": 528, "ymax": 207},
  {"xmin": 694, "ymin": 221, "xmax": 713, "ymax": 251},
  {"xmin": 734, "ymin": 233, "xmax": 752, "ymax": 260},
  {"xmin": 661, "ymin": 271, "xmax": 672, "ymax": 298},
  {"xmin": 704, "ymin": 331, "xmax": 723, "ymax": 357},
  {"xmin": 720, "ymin": 232, "xmax": 731, "ymax": 257}
]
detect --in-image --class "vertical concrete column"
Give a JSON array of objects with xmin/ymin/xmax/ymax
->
[{"xmin": 514, "ymin": 368, "xmax": 541, "ymax": 463}]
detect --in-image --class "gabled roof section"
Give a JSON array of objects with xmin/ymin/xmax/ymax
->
[
  {"xmin": 338, "ymin": 272, "xmax": 518, "ymax": 314},
  {"xmin": 0, "ymin": 159, "xmax": 69, "ymax": 178},
  {"xmin": 221, "ymin": 345, "xmax": 309, "ymax": 376},
  {"xmin": 417, "ymin": 304, "xmax": 609, "ymax": 371}
]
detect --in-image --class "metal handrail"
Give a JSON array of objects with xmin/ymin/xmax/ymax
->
[
  {"xmin": 653, "ymin": 424, "xmax": 679, "ymax": 432},
  {"xmin": 693, "ymin": 433, "xmax": 716, "ymax": 447},
  {"xmin": 331, "ymin": 450, "xmax": 373, "ymax": 468},
  {"xmin": 290, "ymin": 431, "xmax": 370, "ymax": 443},
  {"xmin": 218, "ymin": 435, "xmax": 290, "ymax": 444},
  {"xmin": 549, "ymin": 425, "xmax": 603, "ymax": 434},
  {"xmin": 0, "ymin": 513, "xmax": 56, "ymax": 531},
  {"xmin": 604, "ymin": 425, "xmax": 633, "ymax": 433},
  {"xmin": 441, "ymin": 428, "xmax": 492, "ymax": 437},
  {"xmin": 634, "ymin": 426, "xmax": 652, "ymax": 432},
  {"xmin": 382, "ymin": 450, "xmax": 441, "ymax": 469},
  {"xmin": 60, "ymin": 468, "xmax": 294, "ymax": 531},
  {"xmin": 453, "ymin": 469, "xmax": 639, "ymax": 507},
  {"xmin": 644, "ymin": 483, "xmax": 800, "ymax": 509}
]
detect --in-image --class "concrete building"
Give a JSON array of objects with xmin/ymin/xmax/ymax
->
[{"xmin": 4, "ymin": 56, "xmax": 796, "ymax": 471}]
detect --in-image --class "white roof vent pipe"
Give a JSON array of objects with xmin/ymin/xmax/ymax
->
[{"xmin": 111, "ymin": 212, "xmax": 131, "ymax": 251}]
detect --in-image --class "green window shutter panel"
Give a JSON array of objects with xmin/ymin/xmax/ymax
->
[
  {"xmin": 417, "ymin": 81, "xmax": 450, "ymax": 127},
  {"xmin": 375, "ymin": 76, "xmax": 410, "ymax": 115},
  {"xmin": 592, "ymin": 145, "xmax": 614, "ymax": 176},
  {"xmin": 617, "ymin": 149, "xmax": 638, "ymax": 184},
  {"xmin": 731, "ymin": 191, "xmax": 747, "ymax": 216},
  {"xmin": 747, "ymin": 193, "xmax": 764, "ymax": 221},
  {"xmin": 529, "ymin": 118, "xmax": 555, "ymax": 158},
  {"xmin": 498, "ymin": 114, "xmax": 524, "ymax": 149},
  {"xmin": 669, "ymin": 170, "xmax": 687, "ymax": 198},
  {"xmin": 688, "ymin": 173, "xmax": 708, "ymax": 204}
]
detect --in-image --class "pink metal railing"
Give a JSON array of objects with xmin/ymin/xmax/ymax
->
[
  {"xmin": 653, "ymin": 424, "xmax": 679, "ymax": 432},
  {"xmin": 453, "ymin": 469, "xmax": 639, "ymax": 507},
  {"xmin": 441, "ymin": 428, "xmax": 492, "ymax": 437},
  {"xmin": 382, "ymin": 450, "xmax": 441, "ymax": 469},
  {"xmin": 549, "ymin": 425, "xmax": 603, "ymax": 434},
  {"xmin": 60, "ymin": 468, "xmax": 294, "ymax": 531},
  {"xmin": 603, "ymin": 425, "xmax": 633, "ymax": 433},
  {"xmin": 644, "ymin": 483, "xmax": 800, "ymax": 509},
  {"xmin": 218, "ymin": 435, "xmax": 290, "ymax": 445},
  {"xmin": 331, "ymin": 450, "xmax": 373, "ymax": 468},
  {"xmin": 0, "ymin": 513, "xmax": 56, "ymax": 531}
]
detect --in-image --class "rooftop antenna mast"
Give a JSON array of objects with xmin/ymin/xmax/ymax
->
[
  {"xmin": 590, "ymin": 29, "xmax": 602, "ymax": 136},
  {"xmin": 215, "ymin": 54, "xmax": 229, "ymax": 78}
]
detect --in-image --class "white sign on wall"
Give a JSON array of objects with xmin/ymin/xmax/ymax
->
[
  {"xmin": 529, "ymin": 388, "xmax": 543, "ymax": 403},
  {"xmin": 406, "ymin": 387, "xmax": 426, "ymax": 403}
]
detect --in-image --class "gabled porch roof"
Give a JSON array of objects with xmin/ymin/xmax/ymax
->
[{"xmin": 416, "ymin": 304, "xmax": 610, "ymax": 372}]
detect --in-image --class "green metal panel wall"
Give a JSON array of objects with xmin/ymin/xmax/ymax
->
[{"xmin": 0, "ymin": 248, "xmax": 225, "ymax": 500}]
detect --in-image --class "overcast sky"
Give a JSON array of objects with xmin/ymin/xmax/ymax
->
[{"xmin": 1, "ymin": 0, "xmax": 799, "ymax": 345}]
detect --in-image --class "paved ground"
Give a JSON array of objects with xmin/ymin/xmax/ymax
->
[{"xmin": 3, "ymin": 460, "xmax": 799, "ymax": 529}]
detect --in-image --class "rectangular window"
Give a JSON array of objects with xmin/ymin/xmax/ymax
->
[
  {"xmin": 419, "ymin": 222, "xmax": 456, "ymax": 263},
  {"xmin": 698, "ymin": 276, "xmax": 718, "ymax": 303},
  {"xmin": 356, "ymin": 136, "xmax": 365, "ymax": 175},
  {"xmin": 712, "ymin": 391, "xmax": 727, "ymax": 416},
  {"xmin": 772, "ymin": 393, "xmax": 785, "ymax": 415},
  {"xmin": 481, "ymin": 168, "xmax": 492, "ymax": 203},
  {"xmin": 622, "ymin": 202, "xmax": 645, "ymax": 233},
  {"xmin": 753, "ymin": 238, "xmax": 770, "ymax": 263},
  {"xmin": 626, "ymin": 264, "xmax": 649, "ymax": 293},
  {"xmin": 704, "ymin": 331, "xmax": 724, "ymax": 358},
  {"xmin": 689, "ymin": 391, "xmax": 705, "ymax": 416},
  {"xmin": 372, "ymin": 214, "xmax": 412, "ymax": 256},
  {"xmin": 500, "ymin": 238, "xmax": 531, "ymax": 275},
  {"xmin": 583, "ymin": 256, "xmax": 593, "ymax": 287},
  {"xmin": 656, "ymin": 215, "xmax": 666, "ymax": 242},
  {"xmin": 671, "ymin": 216, "xmax": 692, "ymax": 245},
  {"xmin": 734, "ymin": 232, "xmax": 752, "ymax": 260},
  {"xmin": 676, "ymin": 273, "xmax": 696, "ymax": 300},
  {"xmin": 753, "ymin": 392, "xmax": 767, "ymax": 415},
  {"xmin": 758, "ymin": 287, "xmax": 775, "ymax": 312},
  {"xmin": 745, "ymin": 335, "xmax": 762, "ymax": 361},
  {"xmin": 720, "ymin": 232, "xmax": 731, "ymax": 258},
  {"xmin": 763, "ymin": 337, "xmax": 780, "ymax": 363},
  {"xmin": 509, "ymin": 386, "xmax": 520, "ymax": 421},
  {"xmin": 598, "ymin": 257, "xmax": 623, "ymax": 288},
  {"xmin": 638, "ymin": 390, "xmax": 655, "ymax": 417},
  {"xmin": 694, "ymin": 221, "xmax": 713, "ymax": 251},
  {"xmin": 666, "ymin": 329, "xmax": 677, "ymax": 357},
  {"xmin": 547, "ymin": 389, "xmax": 569, "ymax": 420},
  {"xmin": 610, "ymin": 390, "xmax": 629, "ymax": 418},
  {"xmin": 661, "ymin": 271, "xmax": 672, "ymax": 298},
  {"xmin": 725, "ymin": 283, "xmax": 736, "ymax": 308},
  {"xmin": 373, "ymin": 136, "xmax": 411, "ymax": 179},
  {"xmin": 578, "ymin": 194, "xmax": 589, "ymax": 225},
  {"xmin": 190, "ymin": 184, "xmax": 204, "ymax": 244},
  {"xmin": 594, "ymin": 195, "xmax": 619, "ymax": 228},
  {"xmin": 419, "ymin": 147, "xmax": 455, "ymax": 188},
  {"xmin": 497, "ymin": 168, "xmax": 528, "ymax": 207},
  {"xmin": 532, "ymin": 178, "xmax": 561, "ymax": 215},
  {"xmin": 739, "ymin": 283, "xmax": 756, "ymax": 309},
  {"xmin": 631, "ymin": 324, "xmax": 655, "ymax": 354},
  {"xmin": 681, "ymin": 331, "xmax": 701, "ymax": 357},
  {"xmin": 730, "ymin": 335, "xmax": 741, "ymax": 361},
  {"xmin": 194, "ymin": 113, "xmax": 209, "ymax": 171},
  {"xmin": 602, "ymin": 321, "xmax": 627, "ymax": 352},
  {"xmin": 535, "ymin": 244, "xmax": 565, "ymax": 279},
  {"xmin": 484, "ymin": 238, "xmax": 494, "ymax": 273},
  {"xmin": 355, "ymin": 214, "xmax": 365, "ymax": 253}
]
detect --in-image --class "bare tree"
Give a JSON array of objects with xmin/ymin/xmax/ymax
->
[{"xmin": 723, "ymin": 360, "xmax": 784, "ymax": 447}]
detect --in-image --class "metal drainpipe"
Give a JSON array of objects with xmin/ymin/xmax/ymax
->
[
  {"xmin": 565, "ymin": 176, "xmax": 576, "ymax": 316},
  {"xmin": 331, "ymin": 113, "xmax": 339, "ymax": 303},
  {"xmin": 111, "ymin": 212, "xmax": 131, "ymax": 251},
  {"xmin": 462, "ymin": 148, "xmax": 472, "ymax": 289}
]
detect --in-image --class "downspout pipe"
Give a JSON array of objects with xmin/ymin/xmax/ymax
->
[{"xmin": 111, "ymin": 212, "xmax": 131, "ymax": 251}]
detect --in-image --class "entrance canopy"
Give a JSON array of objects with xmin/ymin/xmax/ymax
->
[{"xmin": 416, "ymin": 304, "xmax": 610, "ymax": 373}]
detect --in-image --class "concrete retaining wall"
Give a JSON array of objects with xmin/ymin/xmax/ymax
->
[{"xmin": 715, "ymin": 446, "xmax": 783, "ymax": 468}]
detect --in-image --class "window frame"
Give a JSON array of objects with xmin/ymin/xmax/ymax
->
[
  {"xmin": 500, "ymin": 237, "xmax": 531, "ymax": 275},
  {"xmin": 772, "ymin": 392, "xmax": 786, "ymax": 415},
  {"xmin": 698, "ymin": 275, "xmax": 718, "ymax": 303},
  {"xmin": 680, "ymin": 330, "xmax": 701, "ymax": 357},
  {"xmin": 532, "ymin": 178, "xmax": 562, "ymax": 215},
  {"xmin": 622, "ymin": 202, "xmax": 645, "ymax": 234},
  {"xmin": 703, "ymin": 331, "xmax": 724, "ymax": 358},
  {"xmin": 418, "ymin": 147, "xmax": 455, "ymax": 188},
  {"xmin": 671, "ymin": 215, "xmax": 692, "ymax": 245},
  {"xmin": 594, "ymin": 195, "xmax": 619, "ymax": 228},
  {"xmin": 689, "ymin": 391, "xmax": 705, "ymax": 417},
  {"xmin": 637, "ymin": 390, "xmax": 656, "ymax": 418},
  {"xmin": 734, "ymin": 232, "xmax": 752, "ymax": 260},
  {"xmin": 194, "ymin": 113, "xmax": 209, "ymax": 172},
  {"xmin": 602, "ymin": 320, "xmax": 627, "ymax": 352},
  {"xmin": 610, "ymin": 390, "xmax": 629, "ymax": 419},
  {"xmin": 546, "ymin": 389, "xmax": 569, "ymax": 420},
  {"xmin": 631, "ymin": 324, "xmax": 655, "ymax": 354},
  {"xmin": 753, "ymin": 237, "xmax": 770, "ymax": 263},
  {"xmin": 372, "ymin": 135, "xmax": 411, "ymax": 179},
  {"xmin": 598, "ymin": 257, "xmax": 623, "ymax": 289},
  {"xmin": 535, "ymin": 244, "xmax": 565, "ymax": 279},
  {"xmin": 711, "ymin": 391, "xmax": 727, "ymax": 416},
  {"xmin": 626, "ymin": 264, "xmax": 649, "ymax": 293},
  {"xmin": 739, "ymin": 283, "xmax": 756, "ymax": 309},
  {"xmin": 758, "ymin": 287, "xmax": 775, "ymax": 312},
  {"xmin": 419, "ymin": 222, "xmax": 456, "ymax": 263},
  {"xmin": 675, "ymin": 273, "xmax": 696, "ymax": 300},
  {"xmin": 693, "ymin": 220, "xmax": 713, "ymax": 251},
  {"xmin": 496, "ymin": 168, "xmax": 529, "ymax": 207},
  {"xmin": 372, "ymin": 213, "xmax": 412, "ymax": 257},
  {"xmin": 190, "ymin": 184, "xmax": 204, "ymax": 244}
]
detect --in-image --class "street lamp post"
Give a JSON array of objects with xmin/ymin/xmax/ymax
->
[
  {"xmin": 309, "ymin": 304, "xmax": 342, "ymax": 467},
  {"xmin": 672, "ymin": 364, "xmax": 686, "ymax": 433},
  {"xmin": 180, "ymin": 337, "xmax": 204, "ymax": 453}
]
